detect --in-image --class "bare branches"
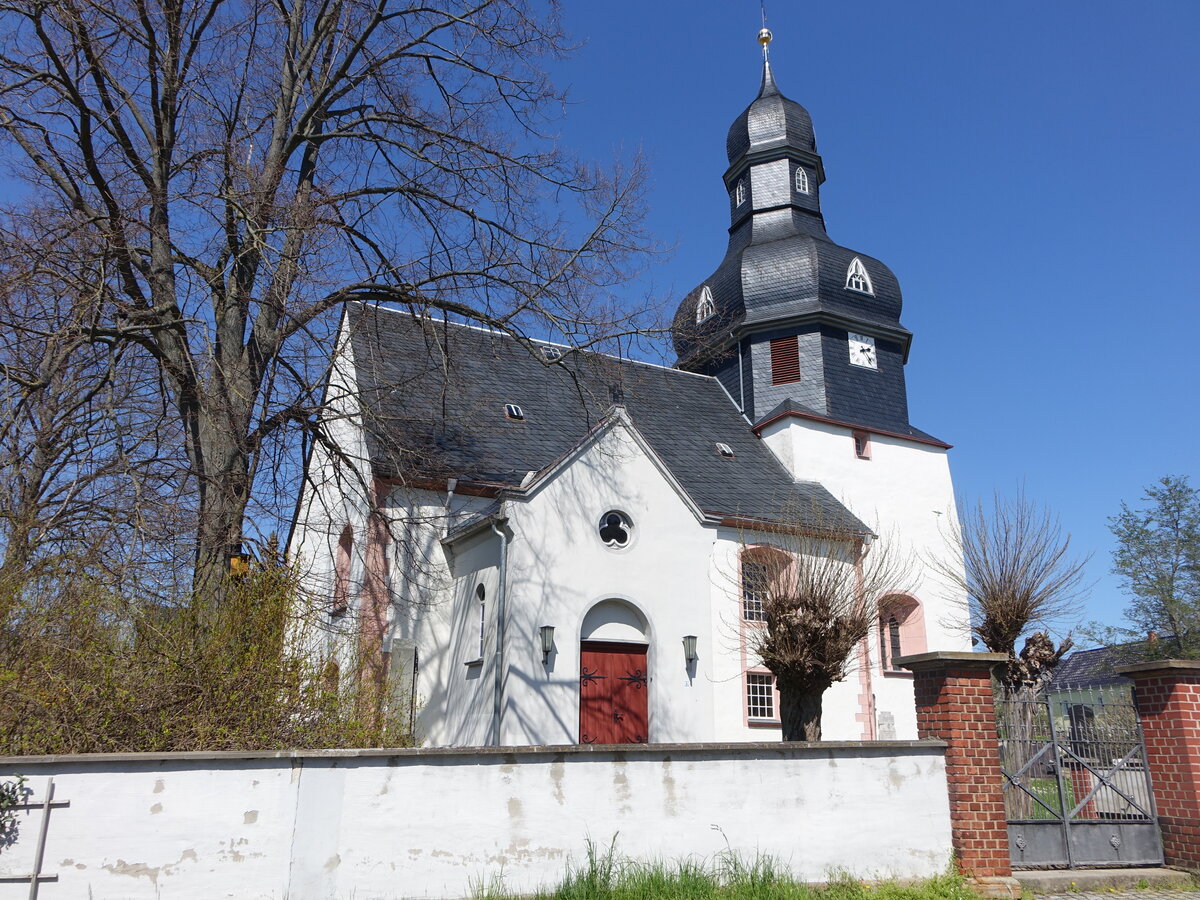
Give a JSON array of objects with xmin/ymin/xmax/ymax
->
[
  {"xmin": 738, "ymin": 508, "xmax": 914, "ymax": 740},
  {"xmin": 934, "ymin": 493, "xmax": 1088, "ymax": 688},
  {"xmin": 0, "ymin": 0, "xmax": 657, "ymax": 602}
]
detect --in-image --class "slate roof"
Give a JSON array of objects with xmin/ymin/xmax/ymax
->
[
  {"xmin": 344, "ymin": 302, "xmax": 867, "ymax": 536},
  {"xmin": 1050, "ymin": 646, "xmax": 1134, "ymax": 690},
  {"xmin": 1050, "ymin": 637, "xmax": 1178, "ymax": 691},
  {"xmin": 725, "ymin": 60, "xmax": 816, "ymax": 162}
]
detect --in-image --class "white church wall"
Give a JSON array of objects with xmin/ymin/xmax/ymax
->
[
  {"xmin": 286, "ymin": 311, "xmax": 377, "ymax": 668},
  {"xmin": 759, "ymin": 416, "xmax": 972, "ymax": 740},
  {"xmin": 707, "ymin": 531, "xmax": 882, "ymax": 742},
  {"xmin": 0, "ymin": 743, "xmax": 953, "ymax": 900},
  {"xmin": 382, "ymin": 490, "xmax": 498, "ymax": 747},
  {"xmin": 501, "ymin": 422, "xmax": 718, "ymax": 745}
]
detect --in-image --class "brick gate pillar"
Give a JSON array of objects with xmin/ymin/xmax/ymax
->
[
  {"xmin": 897, "ymin": 651, "xmax": 1017, "ymax": 899},
  {"xmin": 1116, "ymin": 659, "xmax": 1200, "ymax": 872}
]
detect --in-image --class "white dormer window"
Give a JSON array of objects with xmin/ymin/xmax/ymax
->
[
  {"xmin": 735, "ymin": 179, "xmax": 747, "ymax": 207},
  {"xmin": 695, "ymin": 285, "xmax": 716, "ymax": 323},
  {"xmin": 794, "ymin": 167, "xmax": 810, "ymax": 194},
  {"xmin": 845, "ymin": 257, "xmax": 874, "ymax": 295}
]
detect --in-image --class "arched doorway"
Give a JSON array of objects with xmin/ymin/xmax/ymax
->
[{"xmin": 579, "ymin": 600, "xmax": 649, "ymax": 744}]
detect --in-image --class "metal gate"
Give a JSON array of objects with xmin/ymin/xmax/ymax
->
[{"xmin": 997, "ymin": 683, "xmax": 1163, "ymax": 869}]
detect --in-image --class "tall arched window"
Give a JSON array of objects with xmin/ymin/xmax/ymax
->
[
  {"xmin": 695, "ymin": 285, "xmax": 716, "ymax": 323},
  {"xmin": 476, "ymin": 584, "xmax": 487, "ymax": 660},
  {"xmin": 845, "ymin": 257, "xmax": 874, "ymax": 295},
  {"xmin": 794, "ymin": 167, "xmax": 810, "ymax": 194},
  {"xmin": 332, "ymin": 524, "xmax": 353, "ymax": 616},
  {"xmin": 735, "ymin": 179, "xmax": 747, "ymax": 207},
  {"xmin": 878, "ymin": 595, "xmax": 925, "ymax": 671}
]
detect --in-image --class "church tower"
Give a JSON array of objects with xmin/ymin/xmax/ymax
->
[{"xmin": 672, "ymin": 30, "xmax": 929, "ymax": 443}]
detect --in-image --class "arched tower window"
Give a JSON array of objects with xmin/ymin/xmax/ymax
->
[
  {"xmin": 695, "ymin": 285, "xmax": 715, "ymax": 324},
  {"xmin": 878, "ymin": 595, "xmax": 925, "ymax": 671},
  {"xmin": 332, "ymin": 524, "xmax": 353, "ymax": 616},
  {"xmin": 794, "ymin": 167, "xmax": 810, "ymax": 194},
  {"xmin": 845, "ymin": 257, "xmax": 874, "ymax": 295},
  {"xmin": 735, "ymin": 179, "xmax": 747, "ymax": 207}
]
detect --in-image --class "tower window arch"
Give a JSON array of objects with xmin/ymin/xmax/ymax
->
[
  {"xmin": 794, "ymin": 167, "xmax": 810, "ymax": 194},
  {"xmin": 695, "ymin": 285, "xmax": 716, "ymax": 324},
  {"xmin": 735, "ymin": 179, "xmax": 747, "ymax": 207},
  {"xmin": 878, "ymin": 595, "xmax": 926, "ymax": 671},
  {"xmin": 845, "ymin": 257, "xmax": 874, "ymax": 295}
]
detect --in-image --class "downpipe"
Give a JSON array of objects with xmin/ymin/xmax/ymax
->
[{"xmin": 490, "ymin": 516, "xmax": 509, "ymax": 746}]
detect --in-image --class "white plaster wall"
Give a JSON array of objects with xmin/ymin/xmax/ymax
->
[
  {"xmin": 501, "ymin": 423, "xmax": 718, "ymax": 745},
  {"xmin": 383, "ymin": 491, "xmax": 498, "ymax": 747},
  {"xmin": 708, "ymin": 533, "xmax": 878, "ymax": 742},
  {"xmin": 0, "ymin": 744, "xmax": 952, "ymax": 900},
  {"xmin": 759, "ymin": 418, "xmax": 973, "ymax": 740},
  {"xmin": 286, "ymin": 310, "xmax": 377, "ymax": 667}
]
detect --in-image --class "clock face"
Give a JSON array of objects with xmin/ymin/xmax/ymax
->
[{"xmin": 848, "ymin": 332, "xmax": 878, "ymax": 369}]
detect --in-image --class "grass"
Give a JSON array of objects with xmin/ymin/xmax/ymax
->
[{"xmin": 471, "ymin": 842, "xmax": 981, "ymax": 900}]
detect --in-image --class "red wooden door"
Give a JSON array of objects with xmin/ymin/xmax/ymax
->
[{"xmin": 579, "ymin": 641, "xmax": 649, "ymax": 744}]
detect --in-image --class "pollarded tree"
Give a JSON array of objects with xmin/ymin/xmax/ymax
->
[
  {"xmin": 1107, "ymin": 475, "xmax": 1200, "ymax": 659},
  {"xmin": 741, "ymin": 524, "xmax": 913, "ymax": 741},
  {"xmin": 933, "ymin": 494, "xmax": 1088, "ymax": 693},
  {"xmin": 0, "ymin": 0, "xmax": 656, "ymax": 618}
]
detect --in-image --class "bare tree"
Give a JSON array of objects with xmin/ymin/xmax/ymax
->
[
  {"xmin": 740, "ymin": 518, "xmax": 913, "ymax": 741},
  {"xmin": 0, "ymin": 215, "xmax": 186, "ymax": 612},
  {"xmin": 0, "ymin": 0, "xmax": 655, "ymax": 617},
  {"xmin": 934, "ymin": 494, "xmax": 1088, "ymax": 692}
]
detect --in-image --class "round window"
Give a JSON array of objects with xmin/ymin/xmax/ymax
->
[{"xmin": 598, "ymin": 510, "xmax": 633, "ymax": 548}]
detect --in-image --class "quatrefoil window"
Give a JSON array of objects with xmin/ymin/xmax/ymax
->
[{"xmin": 598, "ymin": 510, "xmax": 632, "ymax": 548}]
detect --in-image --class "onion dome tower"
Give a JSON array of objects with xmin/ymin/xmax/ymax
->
[{"xmin": 672, "ymin": 28, "xmax": 922, "ymax": 438}]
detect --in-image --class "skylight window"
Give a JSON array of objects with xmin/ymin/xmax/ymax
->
[
  {"xmin": 845, "ymin": 257, "xmax": 874, "ymax": 295},
  {"xmin": 795, "ymin": 167, "xmax": 810, "ymax": 194},
  {"xmin": 695, "ymin": 286, "xmax": 716, "ymax": 324},
  {"xmin": 504, "ymin": 404, "xmax": 525, "ymax": 420},
  {"xmin": 715, "ymin": 442, "xmax": 735, "ymax": 458},
  {"xmin": 540, "ymin": 346, "xmax": 562, "ymax": 361}
]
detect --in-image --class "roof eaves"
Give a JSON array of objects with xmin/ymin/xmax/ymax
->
[{"xmin": 752, "ymin": 404, "xmax": 952, "ymax": 450}]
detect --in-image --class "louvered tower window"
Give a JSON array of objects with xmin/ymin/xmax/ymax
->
[{"xmin": 769, "ymin": 336, "xmax": 801, "ymax": 385}]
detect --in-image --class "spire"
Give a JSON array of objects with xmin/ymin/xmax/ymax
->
[{"xmin": 757, "ymin": 21, "xmax": 778, "ymax": 98}]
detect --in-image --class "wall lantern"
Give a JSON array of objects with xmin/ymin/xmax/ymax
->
[
  {"xmin": 682, "ymin": 634, "xmax": 699, "ymax": 664},
  {"xmin": 539, "ymin": 625, "xmax": 555, "ymax": 661}
]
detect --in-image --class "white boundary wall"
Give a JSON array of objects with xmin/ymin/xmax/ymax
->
[{"xmin": 0, "ymin": 742, "xmax": 952, "ymax": 900}]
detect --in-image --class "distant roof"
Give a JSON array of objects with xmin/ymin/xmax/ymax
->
[
  {"xmin": 1050, "ymin": 637, "xmax": 1179, "ymax": 690},
  {"xmin": 1050, "ymin": 645, "xmax": 1134, "ymax": 690},
  {"xmin": 343, "ymin": 303, "xmax": 868, "ymax": 536}
]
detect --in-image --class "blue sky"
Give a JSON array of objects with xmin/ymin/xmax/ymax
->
[{"xmin": 549, "ymin": 1, "xmax": 1200, "ymax": 637}]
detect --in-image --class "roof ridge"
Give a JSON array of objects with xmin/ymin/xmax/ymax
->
[{"xmin": 348, "ymin": 300, "xmax": 718, "ymax": 382}]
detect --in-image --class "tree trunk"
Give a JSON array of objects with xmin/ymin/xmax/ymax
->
[
  {"xmin": 778, "ymin": 684, "xmax": 825, "ymax": 741},
  {"xmin": 190, "ymin": 407, "xmax": 253, "ymax": 629}
]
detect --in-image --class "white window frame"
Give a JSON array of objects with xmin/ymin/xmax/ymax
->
[
  {"xmin": 745, "ymin": 671, "xmax": 778, "ymax": 722},
  {"xmin": 735, "ymin": 179, "xmax": 747, "ymax": 207},
  {"xmin": 845, "ymin": 257, "xmax": 874, "ymax": 295},
  {"xmin": 794, "ymin": 167, "xmax": 810, "ymax": 194}
]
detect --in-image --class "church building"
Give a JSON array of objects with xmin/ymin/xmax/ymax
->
[{"xmin": 288, "ymin": 32, "xmax": 971, "ymax": 747}]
